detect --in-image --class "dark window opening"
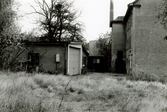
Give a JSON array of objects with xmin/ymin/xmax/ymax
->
[{"xmin": 28, "ymin": 53, "xmax": 39, "ymax": 65}]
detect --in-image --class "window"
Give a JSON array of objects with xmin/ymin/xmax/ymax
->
[
  {"xmin": 97, "ymin": 59, "xmax": 100, "ymax": 63},
  {"xmin": 28, "ymin": 53, "xmax": 39, "ymax": 65},
  {"xmin": 93, "ymin": 58, "xmax": 100, "ymax": 64},
  {"xmin": 93, "ymin": 59, "xmax": 96, "ymax": 63}
]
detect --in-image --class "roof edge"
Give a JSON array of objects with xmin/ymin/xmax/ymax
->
[
  {"xmin": 110, "ymin": 20, "xmax": 124, "ymax": 27},
  {"xmin": 123, "ymin": 0, "xmax": 141, "ymax": 23}
]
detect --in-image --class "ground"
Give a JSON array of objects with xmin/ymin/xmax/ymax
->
[{"xmin": 0, "ymin": 72, "xmax": 167, "ymax": 112}]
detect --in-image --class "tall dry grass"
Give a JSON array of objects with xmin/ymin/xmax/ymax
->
[
  {"xmin": 0, "ymin": 71, "xmax": 70, "ymax": 112},
  {"xmin": 0, "ymin": 71, "xmax": 167, "ymax": 112}
]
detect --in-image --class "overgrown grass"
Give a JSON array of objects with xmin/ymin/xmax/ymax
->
[
  {"xmin": 0, "ymin": 71, "xmax": 167, "ymax": 112},
  {"xmin": 127, "ymin": 70, "xmax": 167, "ymax": 83}
]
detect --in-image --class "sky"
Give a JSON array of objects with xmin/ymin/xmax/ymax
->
[{"xmin": 17, "ymin": 0, "xmax": 134, "ymax": 42}]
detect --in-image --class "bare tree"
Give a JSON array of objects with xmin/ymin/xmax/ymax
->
[{"xmin": 31, "ymin": 0, "xmax": 85, "ymax": 42}]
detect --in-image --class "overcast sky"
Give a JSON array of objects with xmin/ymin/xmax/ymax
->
[{"xmin": 17, "ymin": 0, "xmax": 134, "ymax": 42}]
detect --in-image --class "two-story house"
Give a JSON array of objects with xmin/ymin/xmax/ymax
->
[{"xmin": 111, "ymin": 0, "xmax": 167, "ymax": 77}]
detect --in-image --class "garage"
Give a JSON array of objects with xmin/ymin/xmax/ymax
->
[{"xmin": 69, "ymin": 47, "xmax": 80, "ymax": 75}]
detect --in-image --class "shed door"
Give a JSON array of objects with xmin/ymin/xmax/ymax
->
[{"xmin": 69, "ymin": 47, "xmax": 80, "ymax": 75}]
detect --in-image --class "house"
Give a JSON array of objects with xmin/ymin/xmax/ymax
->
[
  {"xmin": 110, "ymin": 0, "xmax": 167, "ymax": 76},
  {"xmin": 18, "ymin": 41, "xmax": 89, "ymax": 75},
  {"xmin": 87, "ymin": 56, "xmax": 107, "ymax": 72},
  {"xmin": 88, "ymin": 37, "xmax": 111, "ymax": 72}
]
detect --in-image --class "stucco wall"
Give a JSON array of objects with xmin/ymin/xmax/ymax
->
[
  {"xmin": 132, "ymin": 0, "xmax": 167, "ymax": 76},
  {"xmin": 35, "ymin": 46, "xmax": 66, "ymax": 73},
  {"xmin": 18, "ymin": 45, "xmax": 67, "ymax": 74},
  {"xmin": 125, "ymin": 13, "xmax": 133, "ymax": 74}
]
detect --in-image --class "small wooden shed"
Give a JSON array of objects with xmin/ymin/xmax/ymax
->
[{"xmin": 87, "ymin": 56, "xmax": 107, "ymax": 72}]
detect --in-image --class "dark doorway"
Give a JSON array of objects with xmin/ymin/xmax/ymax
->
[
  {"xmin": 117, "ymin": 51, "xmax": 123, "ymax": 59},
  {"xmin": 115, "ymin": 51, "xmax": 126, "ymax": 73},
  {"xmin": 27, "ymin": 53, "xmax": 39, "ymax": 72}
]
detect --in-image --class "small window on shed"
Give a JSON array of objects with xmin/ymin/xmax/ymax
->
[
  {"xmin": 93, "ymin": 59, "xmax": 96, "ymax": 63},
  {"xmin": 97, "ymin": 59, "xmax": 100, "ymax": 63},
  {"xmin": 28, "ymin": 53, "xmax": 39, "ymax": 65}
]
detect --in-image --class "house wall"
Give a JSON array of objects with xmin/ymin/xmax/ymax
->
[
  {"xmin": 125, "ymin": 13, "xmax": 133, "ymax": 75},
  {"xmin": 131, "ymin": 0, "xmax": 167, "ymax": 76},
  {"xmin": 18, "ymin": 45, "xmax": 67, "ymax": 74},
  {"xmin": 36, "ymin": 46, "xmax": 66, "ymax": 74},
  {"xmin": 111, "ymin": 23, "xmax": 126, "ymax": 72}
]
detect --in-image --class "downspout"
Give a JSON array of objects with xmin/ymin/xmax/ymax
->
[
  {"xmin": 80, "ymin": 46, "xmax": 83, "ymax": 74},
  {"xmin": 64, "ymin": 44, "xmax": 67, "ymax": 75}
]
